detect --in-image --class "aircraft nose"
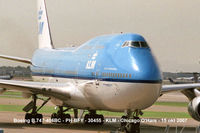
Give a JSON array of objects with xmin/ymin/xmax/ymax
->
[{"xmin": 130, "ymin": 49, "xmax": 162, "ymax": 83}]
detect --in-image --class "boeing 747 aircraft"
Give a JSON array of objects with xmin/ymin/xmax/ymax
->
[{"xmin": 1, "ymin": 0, "xmax": 200, "ymax": 132}]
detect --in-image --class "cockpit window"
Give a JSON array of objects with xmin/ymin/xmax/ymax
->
[
  {"xmin": 131, "ymin": 42, "xmax": 140, "ymax": 47},
  {"xmin": 122, "ymin": 41, "xmax": 149, "ymax": 48},
  {"xmin": 140, "ymin": 42, "xmax": 148, "ymax": 48}
]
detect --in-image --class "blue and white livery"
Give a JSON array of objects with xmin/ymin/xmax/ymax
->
[{"xmin": 0, "ymin": 0, "xmax": 200, "ymax": 132}]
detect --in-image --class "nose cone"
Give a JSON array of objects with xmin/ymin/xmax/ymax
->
[{"xmin": 130, "ymin": 48, "xmax": 162, "ymax": 83}]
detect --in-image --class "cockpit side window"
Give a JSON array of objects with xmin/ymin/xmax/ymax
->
[
  {"xmin": 123, "ymin": 41, "xmax": 129, "ymax": 47},
  {"xmin": 122, "ymin": 41, "xmax": 149, "ymax": 48}
]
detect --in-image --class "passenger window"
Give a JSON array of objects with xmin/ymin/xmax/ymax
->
[
  {"xmin": 129, "ymin": 74, "xmax": 132, "ymax": 78},
  {"xmin": 123, "ymin": 73, "xmax": 125, "ymax": 78},
  {"xmin": 126, "ymin": 73, "xmax": 128, "ymax": 78}
]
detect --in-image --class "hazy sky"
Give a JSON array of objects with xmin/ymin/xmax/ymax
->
[{"xmin": 0, "ymin": 0, "xmax": 200, "ymax": 72}]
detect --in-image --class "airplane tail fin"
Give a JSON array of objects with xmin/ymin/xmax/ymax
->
[{"xmin": 37, "ymin": 0, "xmax": 54, "ymax": 49}]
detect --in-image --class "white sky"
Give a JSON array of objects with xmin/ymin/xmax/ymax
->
[{"xmin": 0, "ymin": 0, "xmax": 200, "ymax": 72}]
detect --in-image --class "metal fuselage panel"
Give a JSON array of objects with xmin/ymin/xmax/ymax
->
[{"xmin": 31, "ymin": 33, "xmax": 162, "ymax": 111}]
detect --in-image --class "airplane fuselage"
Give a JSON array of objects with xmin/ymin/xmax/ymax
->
[{"xmin": 31, "ymin": 33, "xmax": 162, "ymax": 111}]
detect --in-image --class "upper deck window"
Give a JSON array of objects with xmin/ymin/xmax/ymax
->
[{"xmin": 122, "ymin": 41, "xmax": 149, "ymax": 48}]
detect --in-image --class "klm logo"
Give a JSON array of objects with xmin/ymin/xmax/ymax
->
[
  {"xmin": 85, "ymin": 52, "xmax": 98, "ymax": 69},
  {"xmin": 38, "ymin": 7, "xmax": 44, "ymax": 35}
]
